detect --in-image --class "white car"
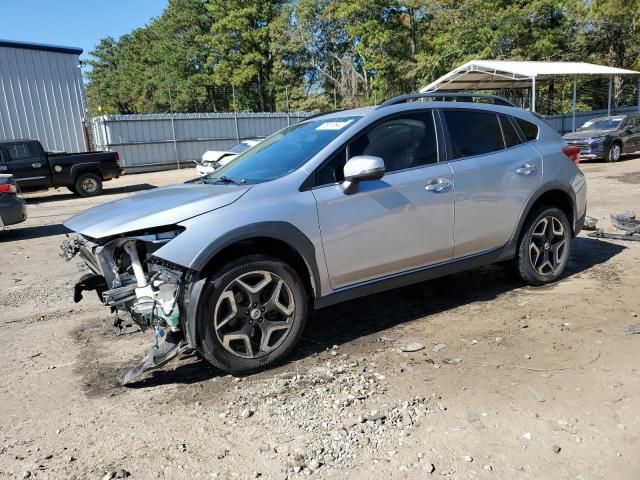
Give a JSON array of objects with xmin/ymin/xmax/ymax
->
[{"xmin": 195, "ymin": 139, "xmax": 261, "ymax": 176}]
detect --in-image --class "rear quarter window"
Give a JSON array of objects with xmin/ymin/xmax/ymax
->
[
  {"xmin": 443, "ymin": 110, "xmax": 505, "ymax": 159},
  {"xmin": 515, "ymin": 117, "xmax": 539, "ymax": 142}
]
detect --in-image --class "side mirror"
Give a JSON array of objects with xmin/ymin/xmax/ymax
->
[
  {"xmin": 343, "ymin": 155, "xmax": 385, "ymax": 182},
  {"xmin": 341, "ymin": 155, "xmax": 385, "ymax": 194}
]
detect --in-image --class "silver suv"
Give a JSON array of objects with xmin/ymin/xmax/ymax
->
[{"xmin": 62, "ymin": 93, "xmax": 587, "ymax": 383}]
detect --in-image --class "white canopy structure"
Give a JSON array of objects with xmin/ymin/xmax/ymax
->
[{"xmin": 421, "ymin": 60, "xmax": 640, "ymax": 130}]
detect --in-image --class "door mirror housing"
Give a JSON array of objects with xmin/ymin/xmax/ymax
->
[{"xmin": 343, "ymin": 155, "xmax": 385, "ymax": 183}]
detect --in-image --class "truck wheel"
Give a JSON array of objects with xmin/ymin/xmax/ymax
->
[
  {"xmin": 606, "ymin": 141, "xmax": 621, "ymax": 162},
  {"xmin": 196, "ymin": 255, "xmax": 308, "ymax": 375},
  {"xmin": 515, "ymin": 206, "xmax": 572, "ymax": 286},
  {"xmin": 75, "ymin": 173, "xmax": 102, "ymax": 197}
]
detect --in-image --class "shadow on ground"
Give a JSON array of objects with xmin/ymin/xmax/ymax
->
[
  {"xmin": 128, "ymin": 236, "xmax": 624, "ymax": 388},
  {"xmin": 0, "ymin": 223, "xmax": 70, "ymax": 241},
  {"xmin": 22, "ymin": 183, "xmax": 156, "ymax": 203}
]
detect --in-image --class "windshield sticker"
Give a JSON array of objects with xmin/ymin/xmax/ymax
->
[{"xmin": 315, "ymin": 119, "xmax": 354, "ymax": 131}]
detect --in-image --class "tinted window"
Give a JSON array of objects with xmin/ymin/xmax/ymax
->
[
  {"xmin": 515, "ymin": 118, "xmax": 539, "ymax": 141},
  {"xmin": 444, "ymin": 110, "xmax": 504, "ymax": 159},
  {"xmin": 317, "ymin": 148, "xmax": 347, "ymax": 185},
  {"xmin": 349, "ymin": 112, "xmax": 438, "ymax": 172},
  {"xmin": 621, "ymin": 116, "xmax": 635, "ymax": 128},
  {"xmin": 6, "ymin": 143, "xmax": 33, "ymax": 161},
  {"xmin": 500, "ymin": 115, "xmax": 522, "ymax": 148},
  {"xmin": 208, "ymin": 116, "xmax": 360, "ymax": 183}
]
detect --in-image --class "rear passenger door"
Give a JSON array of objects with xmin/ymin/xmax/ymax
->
[{"xmin": 442, "ymin": 109, "xmax": 542, "ymax": 258}]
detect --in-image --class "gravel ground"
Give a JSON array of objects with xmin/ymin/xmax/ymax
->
[{"xmin": 1, "ymin": 161, "xmax": 640, "ymax": 480}]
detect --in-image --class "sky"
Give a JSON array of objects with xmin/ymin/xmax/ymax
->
[{"xmin": 1, "ymin": 0, "xmax": 168, "ymax": 60}]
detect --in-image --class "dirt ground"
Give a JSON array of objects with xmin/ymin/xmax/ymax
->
[{"xmin": 1, "ymin": 160, "xmax": 640, "ymax": 480}]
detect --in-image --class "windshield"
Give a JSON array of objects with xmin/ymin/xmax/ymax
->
[
  {"xmin": 205, "ymin": 117, "xmax": 360, "ymax": 183},
  {"xmin": 579, "ymin": 118, "xmax": 622, "ymax": 131},
  {"xmin": 229, "ymin": 142, "xmax": 251, "ymax": 154}
]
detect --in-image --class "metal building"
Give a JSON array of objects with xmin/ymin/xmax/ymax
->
[{"xmin": 0, "ymin": 39, "xmax": 86, "ymax": 153}]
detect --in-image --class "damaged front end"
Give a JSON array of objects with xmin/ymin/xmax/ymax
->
[{"xmin": 62, "ymin": 228, "xmax": 190, "ymax": 384}]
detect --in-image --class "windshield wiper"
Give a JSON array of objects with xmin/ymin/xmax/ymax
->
[{"xmin": 204, "ymin": 176, "xmax": 246, "ymax": 185}]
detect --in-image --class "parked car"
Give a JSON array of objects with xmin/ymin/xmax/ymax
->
[
  {"xmin": 195, "ymin": 139, "xmax": 261, "ymax": 176},
  {"xmin": 0, "ymin": 140, "xmax": 122, "ymax": 197},
  {"xmin": 563, "ymin": 114, "xmax": 640, "ymax": 162},
  {"xmin": 0, "ymin": 174, "xmax": 27, "ymax": 227},
  {"xmin": 62, "ymin": 93, "xmax": 586, "ymax": 384}
]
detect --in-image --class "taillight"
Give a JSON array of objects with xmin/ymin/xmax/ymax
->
[
  {"xmin": 114, "ymin": 152, "xmax": 121, "ymax": 167},
  {"xmin": 562, "ymin": 145, "xmax": 581, "ymax": 165},
  {"xmin": 0, "ymin": 183, "xmax": 17, "ymax": 194}
]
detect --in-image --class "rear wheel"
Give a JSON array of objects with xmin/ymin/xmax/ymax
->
[
  {"xmin": 74, "ymin": 173, "xmax": 103, "ymax": 197},
  {"xmin": 196, "ymin": 255, "xmax": 307, "ymax": 374},
  {"xmin": 606, "ymin": 141, "xmax": 621, "ymax": 162},
  {"xmin": 515, "ymin": 206, "xmax": 571, "ymax": 286}
]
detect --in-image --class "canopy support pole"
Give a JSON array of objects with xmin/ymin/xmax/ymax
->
[
  {"xmin": 572, "ymin": 76, "xmax": 577, "ymax": 132},
  {"xmin": 531, "ymin": 76, "xmax": 536, "ymax": 112},
  {"xmin": 608, "ymin": 76, "xmax": 613, "ymax": 117}
]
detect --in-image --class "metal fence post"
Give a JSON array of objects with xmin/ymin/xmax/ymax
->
[
  {"xmin": 170, "ymin": 115, "xmax": 180, "ymax": 169},
  {"xmin": 234, "ymin": 113, "xmax": 241, "ymax": 143}
]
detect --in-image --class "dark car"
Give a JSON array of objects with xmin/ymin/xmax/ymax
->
[
  {"xmin": 0, "ymin": 140, "xmax": 121, "ymax": 197},
  {"xmin": 563, "ymin": 114, "xmax": 640, "ymax": 162},
  {"xmin": 0, "ymin": 174, "xmax": 27, "ymax": 227}
]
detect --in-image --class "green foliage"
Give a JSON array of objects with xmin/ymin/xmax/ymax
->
[{"xmin": 85, "ymin": 0, "xmax": 640, "ymax": 114}]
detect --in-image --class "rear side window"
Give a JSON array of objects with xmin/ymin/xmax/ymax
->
[
  {"xmin": 6, "ymin": 143, "xmax": 33, "ymax": 161},
  {"xmin": 515, "ymin": 118, "xmax": 539, "ymax": 141},
  {"xmin": 443, "ymin": 110, "xmax": 504, "ymax": 159},
  {"xmin": 500, "ymin": 115, "xmax": 522, "ymax": 148}
]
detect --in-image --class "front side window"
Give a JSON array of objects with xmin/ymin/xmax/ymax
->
[
  {"xmin": 316, "ymin": 111, "xmax": 438, "ymax": 186},
  {"xmin": 444, "ymin": 110, "xmax": 504, "ymax": 159},
  {"xmin": 207, "ymin": 116, "xmax": 360, "ymax": 183}
]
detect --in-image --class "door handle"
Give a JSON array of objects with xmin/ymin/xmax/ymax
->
[
  {"xmin": 32, "ymin": 162, "xmax": 42, "ymax": 168},
  {"xmin": 516, "ymin": 164, "xmax": 537, "ymax": 175},
  {"xmin": 425, "ymin": 179, "xmax": 452, "ymax": 192}
]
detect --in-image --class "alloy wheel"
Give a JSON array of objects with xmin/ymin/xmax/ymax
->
[
  {"xmin": 528, "ymin": 216, "xmax": 568, "ymax": 276},
  {"xmin": 82, "ymin": 177, "xmax": 98, "ymax": 193},
  {"xmin": 610, "ymin": 144, "xmax": 621, "ymax": 161},
  {"xmin": 214, "ymin": 270, "xmax": 296, "ymax": 359}
]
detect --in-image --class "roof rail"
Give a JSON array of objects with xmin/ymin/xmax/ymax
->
[
  {"xmin": 303, "ymin": 109, "xmax": 344, "ymax": 121},
  {"xmin": 377, "ymin": 92, "xmax": 515, "ymax": 108}
]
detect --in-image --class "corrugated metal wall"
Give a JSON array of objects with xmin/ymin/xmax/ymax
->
[
  {"xmin": 91, "ymin": 112, "xmax": 312, "ymax": 168},
  {"xmin": 0, "ymin": 46, "xmax": 86, "ymax": 152}
]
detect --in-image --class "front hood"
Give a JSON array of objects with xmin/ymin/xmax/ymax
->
[
  {"xmin": 64, "ymin": 183, "xmax": 251, "ymax": 239},
  {"xmin": 563, "ymin": 129, "xmax": 615, "ymax": 140}
]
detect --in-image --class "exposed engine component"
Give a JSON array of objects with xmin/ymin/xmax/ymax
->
[{"xmin": 63, "ymin": 231, "xmax": 187, "ymax": 384}]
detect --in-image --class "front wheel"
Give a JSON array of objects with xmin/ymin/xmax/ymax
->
[
  {"xmin": 606, "ymin": 142, "xmax": 621, "ymax": 162},
  {"xmin": 515, "ymin": 207, "xmax": 572, "ymax": 286},
  {"xmin": 196, "ymin": 255, "xmax": 308, "ymax": 374}
]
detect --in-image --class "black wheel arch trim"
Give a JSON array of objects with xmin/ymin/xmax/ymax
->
[
  {"xmin": 508, "ymin": 181, "xmax": 578, "ymax": 252},
  {"xmin": 189, "ymin": 221, "xmax": 321, "ymax": 299}
]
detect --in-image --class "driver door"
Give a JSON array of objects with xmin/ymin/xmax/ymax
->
[{"xmin": 311, "ymin": 111, "xmax": 455, "ymax": 290}]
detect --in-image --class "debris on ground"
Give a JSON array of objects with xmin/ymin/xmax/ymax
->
[
  {"xmin": 583, "ymin": 215, "xmax": 598, "ymax": 230},
  {"xmin": 400, "ymin": 342, "xmax": 425, "ymax": 352},
  {"xmin": 628, "ymin": 324, "xmax": 640, "ymax": 335}
]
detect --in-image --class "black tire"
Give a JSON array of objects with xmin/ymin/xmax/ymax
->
[
  {"xmin": 605, "ymin": 141, "xmax": 622, "ymax": 163},
  {"xmin": 196, "ymin": 254, "xmax": 308, "ymax": 375},
  {"xmin": 515, "ymin": 206, "xmax": 572, "ymax": 286},
  {"xmin": 74, "ymin": 172, "xmax": 102, "ymax": 197}
]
